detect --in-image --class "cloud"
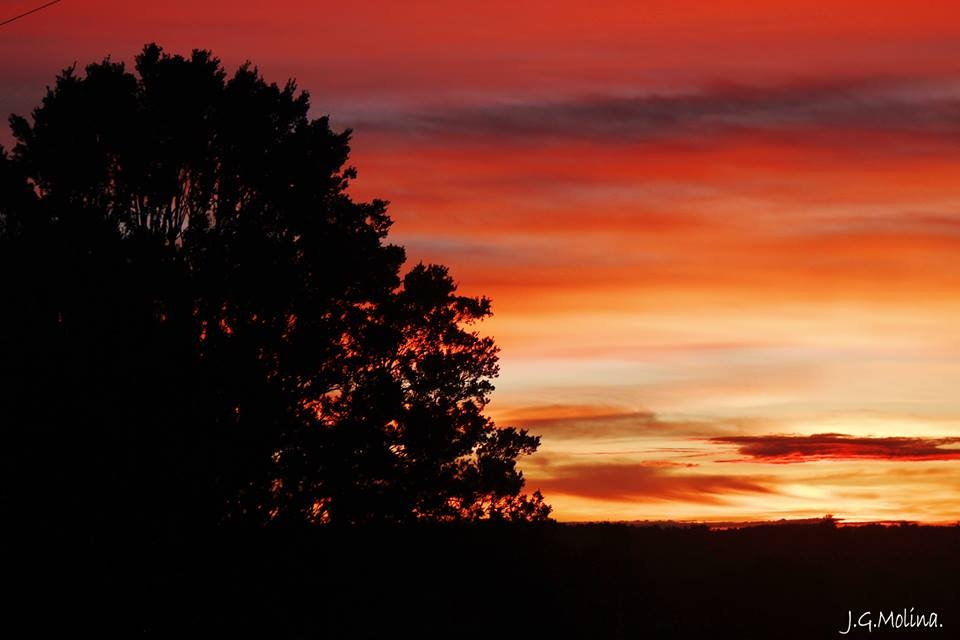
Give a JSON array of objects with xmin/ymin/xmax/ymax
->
[
  {"xmin": 352, "ymin": 78, "xmax": 960, "ymax": 144},
  {"xmin": 529, "ymin": 460, "xmax": 774, "ymax": 504},
  {"xmin": 509, "ymin": 408, "xmax": 676, "ymax": 439},
  {"xmin": 502, "ymin": 405, "xmax": 773, "ymax": 441},
  {"xmin": 711, "ymin": 433, "xmax": 960, "ymax": 463}
]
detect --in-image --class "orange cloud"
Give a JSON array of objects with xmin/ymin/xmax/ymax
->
[{"xmin": 529, "ymin": 460, "xmax": 775, "ymax": 504}]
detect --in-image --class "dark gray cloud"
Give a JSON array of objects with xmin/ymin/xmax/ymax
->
[
  {"xmin": 351, "ymin": 78, "xmax": 960, "ymax": 144},
  {"xmin": 508, "ymin": 407, "xmax": 764, "ymax": 441}
]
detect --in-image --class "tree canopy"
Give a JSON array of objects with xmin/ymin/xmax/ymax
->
[{"xmin": 0, "ymin": 44, "xmax": 549, "ymax": 534}]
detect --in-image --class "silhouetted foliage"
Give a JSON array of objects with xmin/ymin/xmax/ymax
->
[{"xmin": 0, "ymin": 44, "xmax": 549, "ymax": 535}]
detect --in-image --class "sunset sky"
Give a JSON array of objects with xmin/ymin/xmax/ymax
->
[{"xmin": 4, "ymin": 0, "xmax": 960, "ymax": 522}]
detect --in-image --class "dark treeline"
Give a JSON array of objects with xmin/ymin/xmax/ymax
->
[{"xmin": 10, "ymin": 522, "xmax": 959, "ymax": 638}]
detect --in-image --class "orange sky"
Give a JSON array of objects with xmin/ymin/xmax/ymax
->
[{"xmin": 4, "ymin": 0, "xmax": 960, "ymax": 522}]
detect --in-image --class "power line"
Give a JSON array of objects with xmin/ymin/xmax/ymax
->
[{"xmin": 0, "ymin": 0, "xmax": 63, "ymax": 28}]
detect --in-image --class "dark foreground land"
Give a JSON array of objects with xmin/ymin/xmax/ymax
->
[{"xmin": 12, "ymin": 522, "xmax": 960, "ymax": 638}]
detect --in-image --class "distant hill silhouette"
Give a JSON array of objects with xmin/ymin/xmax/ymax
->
[{"xmin": 8, "ymin": 522, "xmax": 959, "ymax": 638}]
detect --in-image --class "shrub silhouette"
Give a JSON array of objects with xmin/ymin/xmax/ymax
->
[{"xmin": 0, "ymin": 43, "xmax": 549, "ymax": 534}]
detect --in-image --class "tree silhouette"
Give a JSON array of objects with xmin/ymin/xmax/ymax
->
[{"xmin": 0, "ymin": 44, "xmax": 549, "ymax": 534}]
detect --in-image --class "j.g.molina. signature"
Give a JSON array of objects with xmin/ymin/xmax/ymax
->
[{"xmin": 840, "ymin": 608, "xmax": 943, "ymax": 634}]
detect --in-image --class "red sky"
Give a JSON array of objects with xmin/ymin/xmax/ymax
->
[{"xmin": 5, "ymin": 0, "xmax": 960, "ymax": 522}]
